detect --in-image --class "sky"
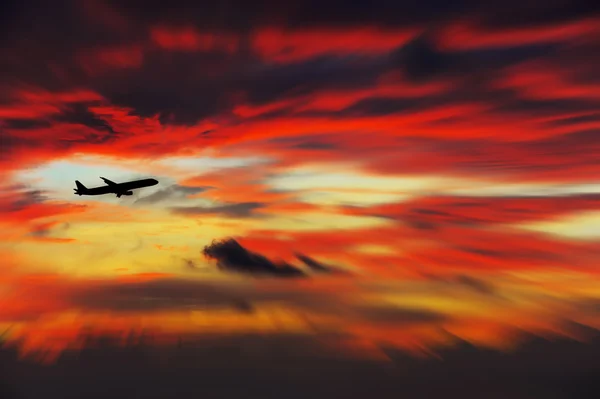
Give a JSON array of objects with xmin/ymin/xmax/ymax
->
[{"xmin": 1, "ymin": 0, "xmax": 600, "ymax": 373}]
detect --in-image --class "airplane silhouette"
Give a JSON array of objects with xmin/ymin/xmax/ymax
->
[{"xmin": 74, "ymin": 177, "xmax": 158, "ymax": 198}]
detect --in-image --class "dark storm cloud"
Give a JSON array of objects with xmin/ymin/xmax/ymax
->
[
  {"xmin": 395, "ymin": 33, "xmax": 452, "ymax": 82},
  {"xmin": 202, "ymin": 238, "xmax": 306, "ymax": 277},
  {"xmin": 135, "ymin": 184, "xmax": 211, "ymax": 205},
  {"xmin": 295, "ymin": 253, "xmax": 349, "ymax": 275},
  {"xmin": 92, "ymin": 52, "xmax": 384, "ymax": 125},
  {"xmin": 0, "ymin": 1, "xmax": 137, "ymax": 92},
  {"xmin": 242, "ymin": 56, "xmax": 383, "ymax": 104},
  {"xmin": 171, "ymin": 202, "xmax": 265, "ymax": 218},
  {"xmin": 390, "ymin": 30, "xmax": 558, "ymax": 81},
  {"xmin": 1, "ymin": 0, "xmax": 590, "ymax": 131},
  {"xmin": 53, "ymin": 102, "xmax": 116, "ymax": 134},
  {"xmin": 92, "ymin": 51, "xmax": 240, "ymax": 125},
  {"xmin": 201, "ymin": 238, "xmax": 348, "ymax": 278}
]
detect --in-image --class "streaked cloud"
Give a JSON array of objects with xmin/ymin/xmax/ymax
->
[{"xmin": 1, "ymin": 0, "xmax": 600, "ymax": 367}]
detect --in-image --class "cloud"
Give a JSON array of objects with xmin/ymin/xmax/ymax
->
[
  {"xmin": 355, "ymin": 305, "xmax": 447, "ymax": 325},
  {"xmin": 171, "ymin": 202, "xmax": 266, "ymax": 218},
  {"xmin": 73, "ymin": 278, "xmax": 255, "ymax": 313},
  {"xmin": 28, "ymin": 221, "xmax": 70, "ymax": 239},
  {"xmin": 363, "ymin": 132, "xmax": 600, "ymax": 182},
  {"xmin": 295, "ymin": 253, "xmax": 350, "ymax": 275},
  {"xmin": 453, "ymin": 274, "xmax": 496, "ymax": 295},
  {"xmin": 362, "ymin": 193, "xmax": 600, "ymax": 228},
  {"xmin": 135, "ymin": 184, "xmax": 211, "ymax": 204},
  {"xmin": 53, "ymin": 102, "xmax": 116, "ymax": 135},
  {"xmin": 421, "ymin": 272, "xmax": 497, "ymax": 295},
  {"xmin": 4, "ymin": 189, "xmax": 47, "ymax": 211},
  {"xmin": 202, "ymin": 238, "xmax": 306, "ymax": 277}
]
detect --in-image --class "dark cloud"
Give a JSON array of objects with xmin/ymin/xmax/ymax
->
[
  {"xmin": 0, "ymin": 0, "xmax": 591, "ymax": 136},
  {"xmin": 244, "ymin": 56, "xmax": 383, "ymax": 104},
  {"xmin": 390, "ymin": 31, "xmax": 557, "ymax": 83},
  {"xmin": 103, "ymin": 0, "xmax": 470, "ymax": 31},
  {"xmin": 355, "ymin": 305, "xmax": 446, "ymax": 325},
  {"xmin": 496, "ymin": 98, "xmax": 599, "ymax": 116},
  {"xmin": 202, "ymin": 238, "xmax": 306, "ymax": 277},
  {"xmin": 421, "ymin": 272, "xmax": 497, "ymax": 295},
  {"xmin": 292, "ymin": 141, "xmax": 338, "ymax": 150},
  {"xmin": 135, "ymin": 184, "xmax": 211, "ymax": 205},
  {"xmin": 457, "ymin": 244, "xmax": 564, "ymax": 262},
  {"xmin": 393, "ymin": 194, "xmax": 600, "ymax": 229},
  {"xmin": 183, "ymin": 258, "xmax": 198, "ymax": 270},
  {"xmin": 53, "ymin": 102, "xmax": 116, "ymax": 134},
  {"xmin": 201, "ymin": 238, "xmax": 347, "ymax": 278},
  {"xmin": 92, "ymin": 52, "xmax": 384, "ymax": 125},
  {"xmin": 106, "ymin": 0, "xmax": 598, "ymax": 33},
  {"xmin": 73, "ymin": 278, "xmax": 255, "ymax": 313},
  {"xmin": 267, "ymin": 134, "xmax": 342, "ymax": 151},
  {"xmin": 364, "ymin": 131, "xmax": 600, "ymax": 180},
  {"xmin": 182, "ymin": 258, "xmax": 213, "ymax": 272},
  {"xmin": 1, "ymin": 118, "xmax": 52, "ymax": 130},
  {"xmin": 27, "ymin": 222, "xmax": 69, "ymax": 239},
  {"xmin": 6, "ymin": 189, "xmax": 47, "ymax": 211},
  {"xmin": 546, "ymin": 114, "xmax": 600, "ymax": 127},
  {"xmin": 171, "ymin": 202, "xmax": 265, "ymax": 218},
  {"xmin": 453, "ymin": 274, "xmax": 497, "ymax": 295},
  {"xmin": 338, "ymin": 97, "xmax": 424, "ymax": 117},
  {"xmin": 395, "ymin": 33, "xmax": 453, "ymax": 82},
  {"xmin": 480, "ymin": 0, "xmax": 600, "ymax": 29},
  {"xmin": 295, "ymin": 253, "xmax": 349, "ymax": 275},
  {"xmin": 93, "ymin": 51, "xmax": 239, "ymax": 125}
]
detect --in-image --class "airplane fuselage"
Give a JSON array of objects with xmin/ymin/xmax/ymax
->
[{"xmin": 75, "ymin": 178, "xmax": 158, "ymax": 198}]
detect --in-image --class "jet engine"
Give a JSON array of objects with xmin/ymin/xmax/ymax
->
[{"xmin": 116, "ymin": 191, "xmax": 134, "ymax": 198}]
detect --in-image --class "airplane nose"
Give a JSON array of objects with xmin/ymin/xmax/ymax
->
[{"xmin": 151, "ymin": 179, "xmax": 159, "ymax": 185}]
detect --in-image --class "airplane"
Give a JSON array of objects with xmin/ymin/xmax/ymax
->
[{"xmin": 74, "ymin": 177, "xmax": 158, "ymax": 198}]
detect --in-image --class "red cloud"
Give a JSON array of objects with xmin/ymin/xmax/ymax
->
[
  {"xmin": 150, "ymin": 27, "xmax": 239, "ymax": 53},
  {"xmin": 78, "ymin": 45, "xmax": 145, "ymax": 75},
  {"xmin": 439, "ymin": 17, "xmax": 600, "ymax": 50},
  {"xmin": 253, "ymin": 27, "xmax": 418, "ymax": 62},
  {"xmin": 360, "ymin": 194, "xmax": 600, "ymax": 226}
]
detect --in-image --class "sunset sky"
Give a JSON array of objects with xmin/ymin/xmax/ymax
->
[{"xmin": 1, "ymin": 0, "xmax": 600, "ymax": 363}]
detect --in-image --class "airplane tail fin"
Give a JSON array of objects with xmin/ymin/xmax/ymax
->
[{"xmin": 74, "ymin": 180, "xmax": 87, "ymax": 196}]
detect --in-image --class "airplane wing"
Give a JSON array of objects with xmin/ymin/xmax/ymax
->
[{"xmin": 100, "ymin": 177, "xmax": 117, "ymax": 186}]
